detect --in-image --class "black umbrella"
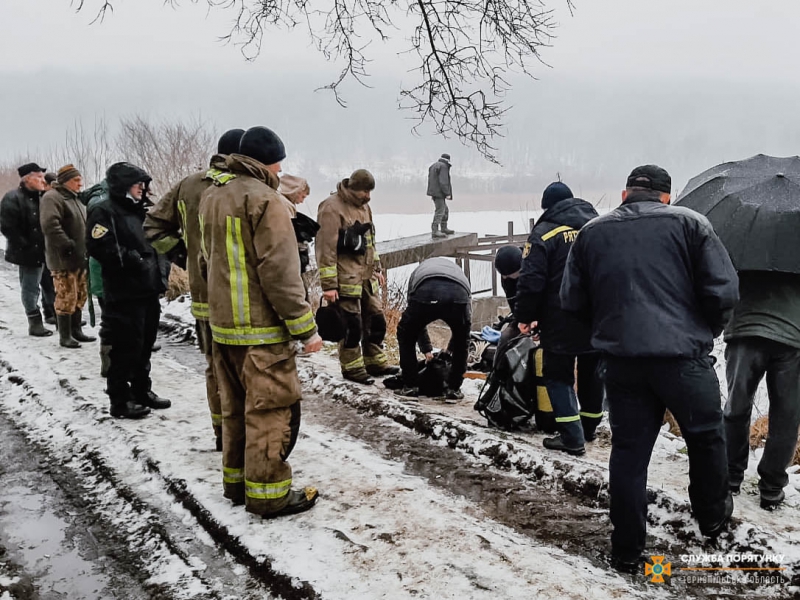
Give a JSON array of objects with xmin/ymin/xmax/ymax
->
[{"xmin": 676, "ymin": 154, "xmax": 800, "ymax": 273}]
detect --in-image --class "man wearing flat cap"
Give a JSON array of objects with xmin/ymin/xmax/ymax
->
[
  {"xmin": 0, "ymin": 162, "xmax": 57, "ymax": 336},
  {"xmin": 41, "ymin": 164, "xmax": 96, "ymax": 348},
  {"xmin": 317, "ymin": 169, "xmax": 398, "ymax": 385},
  {"xmin": 427, "ymin": 153, "xmax": 453, "ymax": 238},
  {"xmin": 560, "ymin": 165, "xmax": 740, "ymax": 572}
]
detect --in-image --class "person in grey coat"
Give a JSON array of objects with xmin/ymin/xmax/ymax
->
[
  {"xmin": 724, "ymin": 271, "xmax": 800, "ymax": 511},
  {"xmin": 427, "ymin": 153, "xmax": 453, "ymax": 238},
  {"xmin": 395, "ymin": 257, "xmax": 471, "ymax": 400}
]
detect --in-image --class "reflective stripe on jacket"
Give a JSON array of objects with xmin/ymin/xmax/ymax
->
[{"xmin": 198, "ymin": 154, "xmax": 317, "ymax": 346}]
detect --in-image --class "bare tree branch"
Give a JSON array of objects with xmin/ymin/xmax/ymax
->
[{"xmin": 71, "ymin": 0, "xmax": 572, "ymax": 162}]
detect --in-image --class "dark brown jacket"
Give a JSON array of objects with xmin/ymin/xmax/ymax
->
[{"xmin": 40, "ymin": 184, "xmax": 87, "ymax": 271}]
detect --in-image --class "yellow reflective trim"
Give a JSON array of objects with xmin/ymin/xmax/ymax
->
[
  {"xmin": 363, "ymin": 354, "xmax": 387, "ymax": 366},
  {"xmin": 192, "ymin": 301, "xmax": 209, "ymax": 319},
  {"xmin": 541, "ymin": 225, "xmax": 573, "ymax": 242},
  {"xmin": 369, "ymin": 278, "xmax": 379, "ymax": 295},
  {"xmin": 210, "ymin": 413, "xmax": 223, "ymax": 426},
  {"xmin": 210, "ymin": 324, "xmax": 291, "ymax": 346},
  {"xmin": 234, "ymin": 217, "xmax": 251, "ymax": 327},
  {"xmin": 556, "ymin": 415, "xmax": 581, "ymax": 423},
  {"xmin": 285, "ymin": 311, "xmax": 315, "ymax": 336},
  {"xmin": 245, "ymin": 478, "xmax": 292, "ymax": 500},
  {"xmin": 580, "ymin": 411, "xmax": 604, "ymax": 418},
  {"xmin": 177, "ymin": 199, "xmax": 188, "ymax": 244},
  {"xmin": 534, "ymin": 349, "xmax": 553, "ymax": 412},
  {"xmin": 223, "ymin": 466, "xmax": 244, "ymax": 484},
  {"xmin": 226, "ymin": 217, "xmax": 251, "ymax": 329},
  {"xmin": 340, "ymin": 283, "xmax": 363, "ymax": 297},
  {"xmin": 206, "ymin": 168, "xmax": 237, "ymax": 186},
  {"xmin": 319, "ymin": 266, "xmax": 337, "ymax": 279},
  {"xmin": 342, "ymin": 356, "xmax": 365, "ymax": 371},
  {"xmin": 150, "ymin": 235, "xmax": 180, "ymax": 255}
]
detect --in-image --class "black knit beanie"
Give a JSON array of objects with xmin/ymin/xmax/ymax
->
[
  {"xmin": 217, "ymin": 128, "xmax": 245, "ymax": 155},
  {"xmin": 239, "ymin": 126, "xmax": 286, "ymax": 166},
  {"xmin": 541, "ymin": 182, "xmax": 574, "ymax": 210}
]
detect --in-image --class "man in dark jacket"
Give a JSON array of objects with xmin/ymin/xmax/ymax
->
[
  {"xmin": 0, "ymin": 163, "xmax": 57, "ymax": 336},
  {"xmin": 724, "ymin": 271, "xmax": 800, "ymax": 511},
  {"xmin": 395, "ymin": 257, "xmax": 471, "ymax": 400},
  {"xmin": 426, "ymin": 154, "xmax": 453, "ymax": 238},
  {"xmin": 86, "ymin": 163, "xmax": 170, "ymax": 419},
  {"xmin": 41, "ymin": 164, "xmax": 96, "ymax": 348},
  {"xmin": 515, "ymin": 182, "xmax": 602, "ymax": 455},
  {"xmin": 560, "ymin": 165, "xmax": 739, "ymax": 573}
]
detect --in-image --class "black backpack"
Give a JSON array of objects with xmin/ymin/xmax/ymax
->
[
  {"xmin": 474, "ymin": 334, "xmax": 538, "ymax": 430},
  {"xmin": 383, "ymin": 352, "xmax": 452, "ymax": 397}
]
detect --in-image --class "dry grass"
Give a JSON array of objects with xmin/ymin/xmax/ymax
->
[
  {"xmin": 166, "ymin": 264, "xmax": 190, "ymax": 301},
  {"xmin": 663, "ymin": 410, "xmax": 681, "ymax": 436}
]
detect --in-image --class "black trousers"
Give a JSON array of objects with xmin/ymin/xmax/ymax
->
[
  {"xmin": 725, "ymin": 337, "xmax": 800, "ymax": 500},
  {"xmin": 104, "ymin": 295, "xmax": 161, "ymax": 404},
  {"xmin": 397, "ymin": 300, "xmax": 470, "ymax": 390},
  {"xmin": 605, "ymin": 356, "xmax": 729, "ymax": 560}
]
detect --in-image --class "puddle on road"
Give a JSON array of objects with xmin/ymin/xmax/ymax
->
[{"xmin": 0, "ymin": 415, "xmax": 146, "ymax": 600}]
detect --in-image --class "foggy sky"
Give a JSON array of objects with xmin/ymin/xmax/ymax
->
[{"xmin": 2, "ymin": 0, "xmax": 800, "ymax": 211}]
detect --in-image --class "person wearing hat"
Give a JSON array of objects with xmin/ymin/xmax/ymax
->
[
  {"xmin": 0, "ymin": 162, "xmax": 57, "ymax": 336},
  {"xmin": 198, "ymin": 125, "xmax": 323, "ymax": 518},
  {"xmin": 316, "ymin": 168, "xmax": 398, "ymax": 384},
  {"xmin": 560, "ymin": 165, "xmax": 740, "ymax": 573},
  {"xmin": 514, "ymin": 182, "xmax": 602, "ymax": 455},
  {"xmin": 426, "ymin": 153, "xmax": 453, "ymax": 238},
  {"xmin": 87, "ymin": 162, "xmax": 171, "ymax": 420},
  {"xmin": 145, "ymin": 128, "xmax": 245, "ymax": 451},
  {"xmin": 40, "ymin": 164, "xmax": 96, "ymax": 348},
  {"xmin": 44, "ymin": 172, "xmax": 58, "ymax": 191}
]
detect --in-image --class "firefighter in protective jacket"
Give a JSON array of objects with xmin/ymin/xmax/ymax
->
[
  {"xmin": 144, "ymin": 128, "xmax": 245, "ymax": 451},
  {"xmin": 315, "ymin": 170, "xmax": 399, "ymax": 384},
  {"xmin": 198, "ymin": 126, "xmax": 322, "ymax": 518}
]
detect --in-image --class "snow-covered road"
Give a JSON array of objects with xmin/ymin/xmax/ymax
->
[{"xmin": 0, "ymin": 261, "xmax": 798, "ymax": 599}]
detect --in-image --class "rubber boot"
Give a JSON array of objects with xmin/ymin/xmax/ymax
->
[
  {"xmin": 262, "ymin": 487, "xmax": 319, "ymax": 519},
  {"xmin": 431, "ymin": 224, "xmax": 446, "ymax": 239},
  {"xmin": 441, "ymin": 221, "xmax": 455, "ymax": 235},
  {"xmin": 71, "ymin": 311, "xmax": 96, "ymax": 342},
  {"xmin": 57, "ymin": 314, "xmax": 80, "ymax": 348},
  {"xmin": 43, "ymin": 304, "xmax": 57, "ymax": 326},
  {"xmin": 27, "ymin": 310, "xmax": 54, "ymax": 337}
]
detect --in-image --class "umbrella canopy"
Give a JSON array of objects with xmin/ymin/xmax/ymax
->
[{"xmin": 675, "ymin": 154, "xmax": 800, "ymax": 274}]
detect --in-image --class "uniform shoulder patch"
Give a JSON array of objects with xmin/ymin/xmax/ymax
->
[
  {"xmin": 522, "ymin": 242, "xmax": 532, "ymax": 258},
  {"xmin": 91, "ymin": 224, "xmax": 109, "ymax": 239}
]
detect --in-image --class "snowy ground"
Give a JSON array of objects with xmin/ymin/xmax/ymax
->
[{"xmin": 1, "ymin": 255, "xmax": 799, "ymax": 599}]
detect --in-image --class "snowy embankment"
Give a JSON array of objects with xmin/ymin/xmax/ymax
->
[{"xmin": 0, "ymin": 256, "xmax": 798, "ymax": 599}]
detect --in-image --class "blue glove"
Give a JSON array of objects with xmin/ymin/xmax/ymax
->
[{"xmin": 481, "ymin": 326, "xmax": 501, "ymax": 343}]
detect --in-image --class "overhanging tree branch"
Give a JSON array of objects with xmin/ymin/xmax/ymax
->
[{"xmin": 71, "ymin": 0, "xmax": 572, "ymax": 163}]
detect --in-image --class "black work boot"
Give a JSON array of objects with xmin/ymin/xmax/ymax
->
[
  {"xmin": 441, "ymin": 222, "xmax": 455, "ymax": 235},
  {"xmin": 263, "ymin": 487, "xmax": 319, "ymax": 519},
  {"xmin": 57, "ymin": 314, "xmax": 80, "ymax": 348},
  {"xmin": 27, "ymin": 310, "xmax": 54, "ymax": 337},
  {"xmin": 431, "ymin": 224, "xmax": 446, "ymax": 239},
  {"xmin": 138, "ymin": 390, "xmax": 172, "ymax": 410},
  {"xmin": 71, "ymin": 311, "xmax": 96, "ymax": 342},
  {"xmin": 366, "ymin": 364, "xmax": 400, "ymax": 377},
  {"xmin": 444, "ymin": 387, "xmax": 464, "ymax": 402},
  {"xmin": 760, "ymin": 489, "xmax": 785, "ymax": 512},
  {"xmin": 343, "ymin": 369, "xmax": 375, "ymax": 385},
  {"xmin": 396, "ymin": 386, "xmax": 420, "ymax": 399},
  {"xmin": 110, "ymin": 397, "xmax": 151, "ymax": 419},
  {"xmin": 43, "ymin": 304, "xmax": 57, "ymax": 326},
  {"xmin": 699, "ymin": 492, "xmax": 734, "ymax": 536},
  {"xmin": 543, "ymin": 434, "xmax": 586, "ymax": 456}
]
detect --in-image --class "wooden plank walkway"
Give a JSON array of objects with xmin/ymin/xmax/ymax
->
[{"xmin": 376, "ymin": 231, "xmax": 478, "ymax": 270}]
